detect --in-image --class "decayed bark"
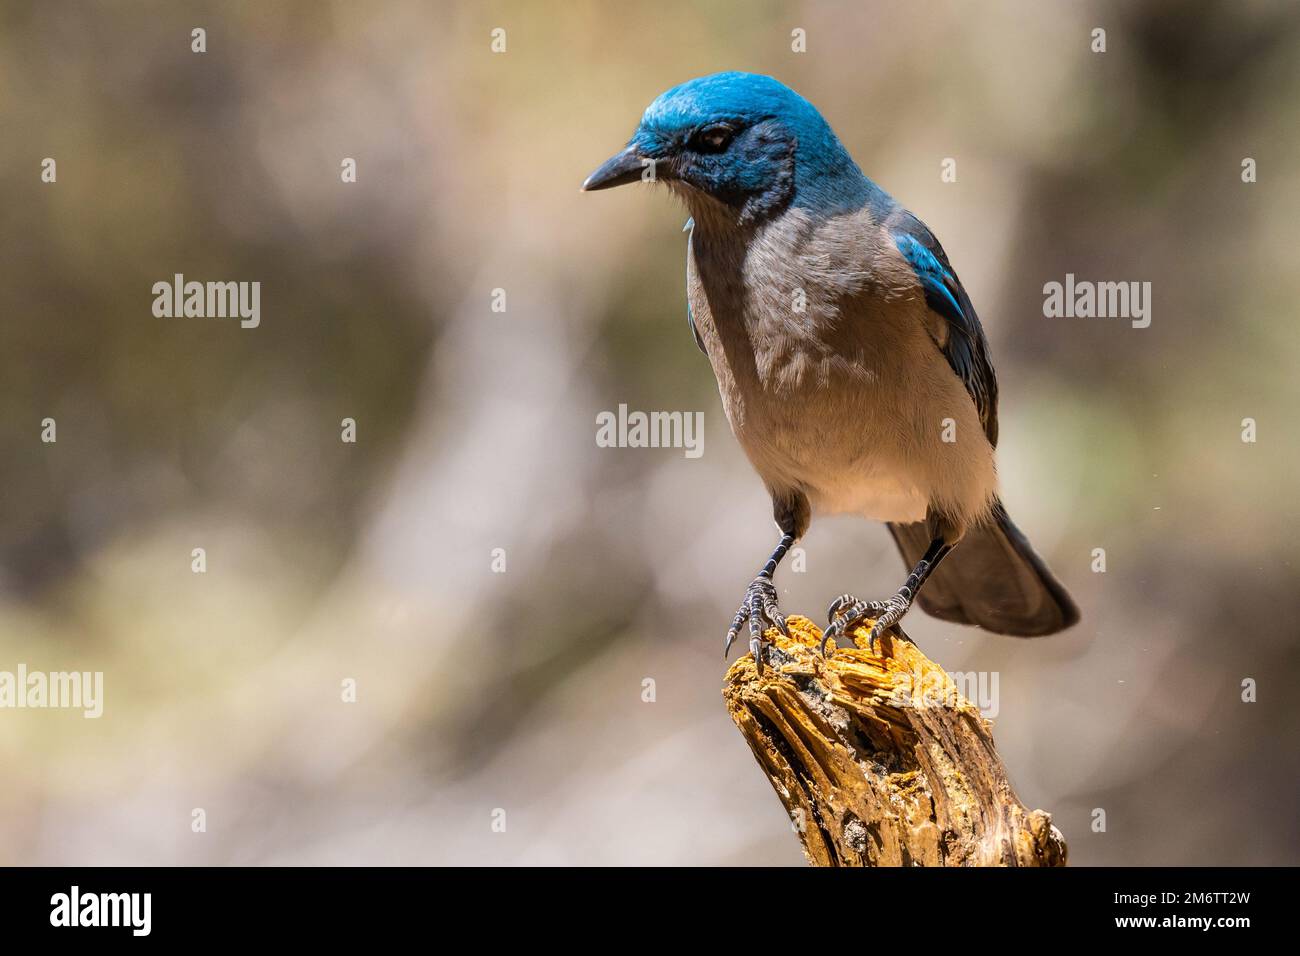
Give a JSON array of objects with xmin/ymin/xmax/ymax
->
[{"xmin": 723, "ymin": 615, "xmax": 1067, "ymax": 867}]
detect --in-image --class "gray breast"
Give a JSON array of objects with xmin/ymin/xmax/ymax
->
[{"xmin": 683, "ymin": 205, "xmax": 980, "ymax": 524}]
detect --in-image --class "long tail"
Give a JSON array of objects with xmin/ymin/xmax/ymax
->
[{"xmin": 887, "ymin": 500, "xmax": 1079, "ymax": 636}]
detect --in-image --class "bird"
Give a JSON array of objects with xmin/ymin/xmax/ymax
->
[{"xmin": 582, "ymin": 72, "xmax": 1078, "ymax": 670}]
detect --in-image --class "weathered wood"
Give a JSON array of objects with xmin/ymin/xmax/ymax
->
[{"xmin": 723, "ymin": 614, "xmax": 1067, "ymax": 867}]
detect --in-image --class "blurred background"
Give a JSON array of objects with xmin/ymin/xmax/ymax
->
[{"xmin": 1, "ymin": 0, "xmax": 1297, "ymax": 865}]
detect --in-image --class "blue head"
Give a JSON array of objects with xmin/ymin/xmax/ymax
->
[{"xmin": 583, "ymin": 72, "xmax": 881, "ymax": 225}]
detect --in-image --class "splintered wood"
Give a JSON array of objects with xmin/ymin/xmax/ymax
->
[{"xmin": 723, "ymin": 615, "xmax": 1067, "ymax": 867}]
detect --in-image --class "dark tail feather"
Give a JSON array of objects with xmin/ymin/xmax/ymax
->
[{"xmin": 887, "ymin": 501, "xmax": 1079, "ymax": 636}]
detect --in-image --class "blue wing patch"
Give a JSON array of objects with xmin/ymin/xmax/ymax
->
[
  {"xmin": 890, "ymin": 218, "xmax": 999, "ymax": 446},
  {"xmin": 893, "ymin": 233, "xmax": 964, "ymax": 329}
]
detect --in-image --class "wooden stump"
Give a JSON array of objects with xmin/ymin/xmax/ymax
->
[{"xmin": 723, "ymin": 614, "xmax": 1067, "ymax": 867}]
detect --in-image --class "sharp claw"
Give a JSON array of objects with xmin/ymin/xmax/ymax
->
[
  {"xmin": 826, "ymin": 594, "xmax": 851, "ymax": 624},
  {"xmin": 821, "ymin": 591, "xmax": 913, "ymax": 655},
  {"xmin": 761, "ymin": 596, "xmax": 788, "ymax": 638},
  {"xmin": 860, "ymin": 597, "xmax": 911, "ymax": 651},
  {"xmin": 724, "ymin": 597, "xmax": 753, "ymax": 660},
  {"xmin": 747, "ymin": 615, "xmax": 765, "ymax": 668},
  {"xmin": 726, "ymin": 576, "xmax": 788, "ymax": 671}
]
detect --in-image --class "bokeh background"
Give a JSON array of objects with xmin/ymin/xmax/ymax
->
[{"xmin": 1, "ymin": 0, "xmax": 1297, "ymax": 865}]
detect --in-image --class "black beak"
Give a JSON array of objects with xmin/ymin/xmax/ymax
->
[{"xmin": 582, "ymin": 147, "xmax": 648, "ymax": 191}]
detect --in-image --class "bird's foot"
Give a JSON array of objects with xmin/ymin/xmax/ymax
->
[
  {"xmin": 724, "ymin": 576, "xmax": 788, "ymax": 673},
  {"xmin": 822, "ymin": 591, "xmax": 913, "ymax": 655}
]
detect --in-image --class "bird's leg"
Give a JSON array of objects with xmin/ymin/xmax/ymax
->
[
  {"xmin": 724, "ymin": 531, "xmax": 795, "ymax": 673},
  {"xmin": 821, "ymin": 536, "xmax": 954, "ymax": 655},
  {"xmin": 726, "ymin": 491, "xmax": 809, "ymax": 673}
]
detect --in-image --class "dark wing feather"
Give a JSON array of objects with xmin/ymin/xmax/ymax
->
[
  {"xmin": 683, "ymin": 217, "xmax": 706, "ymax": 355},
  {"xmin": 889, "ymin": 212, "xmax": 999, "ymax": 446}
]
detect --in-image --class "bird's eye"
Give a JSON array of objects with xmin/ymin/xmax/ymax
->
[{"xmin": 693, "ymin": 124, "xmax": 734, "ymax": 153}]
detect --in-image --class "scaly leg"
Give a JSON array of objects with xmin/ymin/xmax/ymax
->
[
  {"xmin": 724, "ymin": 532, "xmax": 794, "ymax": 671},
  {"xmin": 725, "ymin": 491, "xmax": 809, "ymax": 673}
]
